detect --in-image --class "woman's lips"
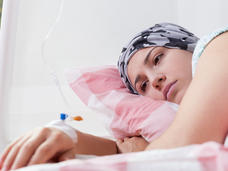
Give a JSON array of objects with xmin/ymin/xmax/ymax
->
[{"xmin": 163, "ymin": 80, "xmax": 177, "ymax": 101}]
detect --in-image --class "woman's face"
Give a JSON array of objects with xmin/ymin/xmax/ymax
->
[{"xmin": 127, "ymin": 46, "xmax": 192, "ymax": 104}]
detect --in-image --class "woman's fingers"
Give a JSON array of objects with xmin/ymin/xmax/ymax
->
[
  {"xmin": 0, "ymin": 137, "xmax": 21, "ymax": 169},
  {"xmin": 11, "ymin": 130, "xmax": 47, "ymax": 170},
  {"xmin": 0, "ymin": 130, "xmax": 34, "ymax": 169},
  {"xmin": 28, "ymin": 130, "xmax": 74, "ymax": 165},
  {"xmin": 1, "ymin": 135, "xmax": 30, "ymax": 171},
  {"xmin": 58, "ymin": 149, "xmax": 75, "ymax": 162},
  {"xmin": 116, "ymin": 139, "xmax": 123, "ymax": 143},
  {"xmin": 27, "ymin": 140, "xmax": 57, "ymax": 165},
  {"xmin": 116, "ymin": 139, "xmax": 126, "ymax": 153},
  {"xmin": 1, "ymin": 127, "xmax": 75, "ymax": 170},
  {"xmin": 116, "ymin": 136, "xmax": 149, "ymax": 153}
]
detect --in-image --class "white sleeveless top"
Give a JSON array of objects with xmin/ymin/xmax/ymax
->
[{"xmin": 192, "ymin": 26, "xmax": 228, "ymax": 76}]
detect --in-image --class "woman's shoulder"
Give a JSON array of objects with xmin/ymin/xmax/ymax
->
[{"xmin": 192, "ymin": 25, "xmax": 228, "ymax": 76}]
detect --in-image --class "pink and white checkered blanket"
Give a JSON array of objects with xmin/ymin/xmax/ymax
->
[{"xmin": 15, "ymin": 141, "xmax": 228, "ymax": 171}]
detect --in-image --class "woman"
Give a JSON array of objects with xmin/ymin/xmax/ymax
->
[
  {"xmin": 118, "ymin": 23, "xmax": 228, "ymax": 150},
  {"xmin": 1, "ymin": 23, "xmax": 228, "ymax": 170}
]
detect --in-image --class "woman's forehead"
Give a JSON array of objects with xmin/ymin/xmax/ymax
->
[
  {"xmin": 127, "ymin": 47, "xmax": 155, "ymax": 82},
  {"xmin": 131, "ymin": 47, "xmax": 154, "ymax": 62}
]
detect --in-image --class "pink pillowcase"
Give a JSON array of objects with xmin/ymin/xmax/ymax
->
[{"xmin": 65, "ymin": 65, "xmax": 178, "ymax": 142}]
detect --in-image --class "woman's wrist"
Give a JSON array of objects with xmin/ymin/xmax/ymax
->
[{"xmin": 45, "ymin": 120, "xmax": 78, "ymax": 143}]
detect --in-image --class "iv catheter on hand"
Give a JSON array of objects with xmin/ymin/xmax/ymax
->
[{"xmin": 60, "ymin": 113, "xmax": 83, "ymax": 121}]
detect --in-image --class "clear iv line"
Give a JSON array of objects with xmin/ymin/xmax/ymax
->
[{"xmin": 41, "ymin": 0, "xmax": 71, "ymax": 109}]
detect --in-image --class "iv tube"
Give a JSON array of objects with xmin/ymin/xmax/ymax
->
[{"xmin": 41, "ymin": 0, "xmax": 71, "ymax": 110}]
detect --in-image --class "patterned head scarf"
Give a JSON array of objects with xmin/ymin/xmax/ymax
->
[{"xmin": 117, "ymin": 22, "xmax": 199, "ymax": 94}]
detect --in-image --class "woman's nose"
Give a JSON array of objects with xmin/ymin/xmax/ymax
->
[{"xmin": 152, "ymin": 74, "xmax": 166, "ymax": 90}]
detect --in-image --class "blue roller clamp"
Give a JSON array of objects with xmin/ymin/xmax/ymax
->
[{"xmin": 60, "ymin": 113, "xmax": 68, "ymax": 121}]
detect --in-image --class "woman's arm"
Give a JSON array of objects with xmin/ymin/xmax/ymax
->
[
  {"xmin": 74, "ymin": 130, "xmax": 117, "ymax": 155},
  {"xmin": 146, "ymin": 31, "xmax": 228, "ymax": 150},
  {"xmin": 0, "ymin": 127, "xmax": 117, "ymax": 170}
]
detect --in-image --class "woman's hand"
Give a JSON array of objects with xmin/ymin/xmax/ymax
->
[
  {"xmin": 0, "ymin": 127, "xmax": 75, "ymax": 171},
  {"xmin": 116, "ymin": 136, "xmax": 149, "ymax": 153}
]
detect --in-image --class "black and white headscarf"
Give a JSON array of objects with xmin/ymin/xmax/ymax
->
[{"xmin": 117, "ymin": 23, "xmax": 199, "ymax": 94}]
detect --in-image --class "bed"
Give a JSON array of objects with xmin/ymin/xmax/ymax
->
[
  {"xmin": 15, "ymin": 141, "xmax": 228, "ymax": 171},
  {"xmin": 2, "ymin": 1, "xmax": 228, "ymax": 171}
]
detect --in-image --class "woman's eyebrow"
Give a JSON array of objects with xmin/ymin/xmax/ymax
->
[{"xmin": 144, "ymin": 47, "xmax": 157, "ymax": 65}]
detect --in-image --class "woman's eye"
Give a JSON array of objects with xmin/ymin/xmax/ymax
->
[
  {"xmin": 140, "ymin": 81, "xmax": 148, "ymax": 92},
  {"xmin": 153, "ymin": 54, "xmax": 163, "ymax": 65}
]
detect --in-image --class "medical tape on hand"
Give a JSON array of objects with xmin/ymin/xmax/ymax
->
[{"xmin": 45, "ymin": 120, "xmax": 77, "ymax": 143}]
